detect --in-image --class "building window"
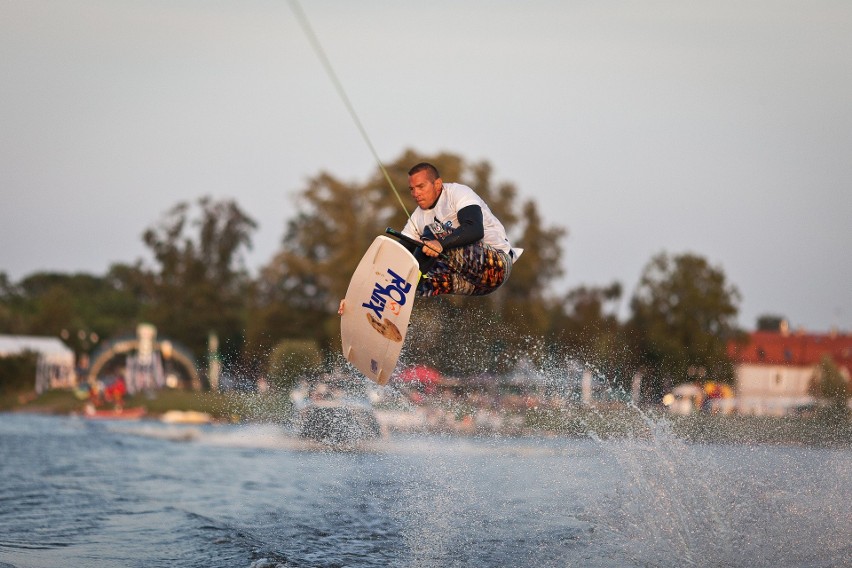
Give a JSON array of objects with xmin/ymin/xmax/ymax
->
[{"xmin": 757, "ymin": 347, "xmax": 766, "ymax": 361}]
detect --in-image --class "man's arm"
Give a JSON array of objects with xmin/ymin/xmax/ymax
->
[
  {"xmin": 398, "ymin": 205, "xmax": 483, "ymax": 259},
  {"xmin": 437, "ymin": 204, "xmax": 484, "ymax": 250}
]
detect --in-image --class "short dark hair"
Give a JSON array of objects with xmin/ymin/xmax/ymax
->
[{"xmin": 408, "ymin": 162, "xmax": 440, "ymax": 180}]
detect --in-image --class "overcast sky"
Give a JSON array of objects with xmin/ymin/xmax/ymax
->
[{"xmin": 2, "ymin": 1, "xmax": 850, "ymax": 332}]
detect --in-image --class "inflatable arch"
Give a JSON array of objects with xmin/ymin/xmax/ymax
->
[{"xmin": 88, "ymin": 336, "xmax": 201, "ymax": 391}]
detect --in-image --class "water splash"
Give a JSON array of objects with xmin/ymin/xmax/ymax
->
[{"xmin": 198, "ymin": 323, "xmax": 852, "ymax": 567}]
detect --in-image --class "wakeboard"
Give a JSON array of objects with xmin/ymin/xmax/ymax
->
[{"xmin": 341, "ymin": 235, "xmax": 419, "ymax": 385}]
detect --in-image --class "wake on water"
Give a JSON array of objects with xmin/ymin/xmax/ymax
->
[
  {"xmin": 104, "ymin": 409, "xmax": 851, "ymax": 568},
  {"xmin": 177, "ymin": 310, "xmax": 852, "ymax": 568}
]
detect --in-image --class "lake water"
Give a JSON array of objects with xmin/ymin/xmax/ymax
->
[{"xmin": 0, "ymin": 412, "xmax": 849, "ymax": 567}]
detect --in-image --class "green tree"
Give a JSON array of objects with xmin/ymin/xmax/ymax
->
[
  {"xmin": 247, "ymin": 169, "xmax": 397, "ymax": 359},
  {"xmin": 141, "ymin": 197, "xmax": 257, "ymax": 363},
  {"xmin": 267, "ymin": 338, "xmax": 323, "ymax": 393},
  {"xmin": 810, "ymin": 355, "xmax": 850, "ymax": 410},
  {"xmin": 547, "ymin": 282, "xmax": 636, "ymax": 389},
  {"xmin": 0, "ymin": 273, "xmax": 19, "ymax": 332},
  {"xmin": 0, "ymin": 353, "xmax": 37, "ymax": 398},
  {"xmin": 500, "ymin": 200, "xmax": 566, "ymax": 339},
  {"xmin": 0, "ymin": 271, "xmax": 144, "ymax": 356},
  {"xmin": 628, "ymin": 252, "xmax": 742, "ymax": 400},
  {"xmin": 254, "ymin": 149, "xmax": 567, "ymax": 374}
]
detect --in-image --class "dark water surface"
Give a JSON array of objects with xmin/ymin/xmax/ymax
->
[{"xmin": 0, "ymin": 413, "xmax": 849, "ymax": 567}]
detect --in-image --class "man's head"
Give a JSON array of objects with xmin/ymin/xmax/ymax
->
[{"xmin": 408, "ymin": 162, "xmax": 442, "ymax": 209}]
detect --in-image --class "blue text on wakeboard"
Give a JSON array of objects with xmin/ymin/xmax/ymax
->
[{"xmin": 362, "ymin": 268, "xmax": 411, "ymax": 320}]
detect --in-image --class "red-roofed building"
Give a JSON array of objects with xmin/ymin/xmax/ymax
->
[{"xmin": 727, "ymin": 325, "xmax": 852, "ymax": 415}]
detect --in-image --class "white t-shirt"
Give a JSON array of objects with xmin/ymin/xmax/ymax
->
[{"xmin": 401, "ymin": 182, "xmax": 522, "ymax": 259}]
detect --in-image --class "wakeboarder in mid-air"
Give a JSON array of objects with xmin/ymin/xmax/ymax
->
[{"xmin": 339, "ymin": 161, "xmax": 521, "ymax": 315}]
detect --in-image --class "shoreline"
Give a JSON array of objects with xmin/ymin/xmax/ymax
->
[{"xmin": 3, "ymin": 388, "xmax": 850, "ymax": 448}]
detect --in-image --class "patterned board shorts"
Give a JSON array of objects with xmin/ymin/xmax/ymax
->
[{"xmin": 417, "ymin": 241, "xmax": 512, "ymax": 297}]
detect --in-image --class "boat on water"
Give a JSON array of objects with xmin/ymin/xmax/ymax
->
[
  {"xmin": 83, "ymin": 405, "xmax": 146, "ymax": 421},
  {"xmin": 160, "ymin": 410, "xmax": 213, "ymax": 424},
  {"xmin": 290, "ymin": 377, "xmax": 382, "ymax": 447},
  {"xmin": 295, "ymin": 399, "xmax": 381, "ymax": 446}
]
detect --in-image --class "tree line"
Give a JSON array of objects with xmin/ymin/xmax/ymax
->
[{"xmin": 0, "ymin": 150, "xmax": 744, "ymax": 400}]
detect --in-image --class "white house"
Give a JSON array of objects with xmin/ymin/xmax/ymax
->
[
  {"xmin": 728, "ymin": 327, "xmax": 852, "ymax": 416},
  {"xmin": 0, "ymin": 335, "xmax": 76, "ymax": 393}
]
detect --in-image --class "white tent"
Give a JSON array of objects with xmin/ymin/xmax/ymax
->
[{"xmin": 0, "ymin": 335, "xmax": 76, "ymax": 393}]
